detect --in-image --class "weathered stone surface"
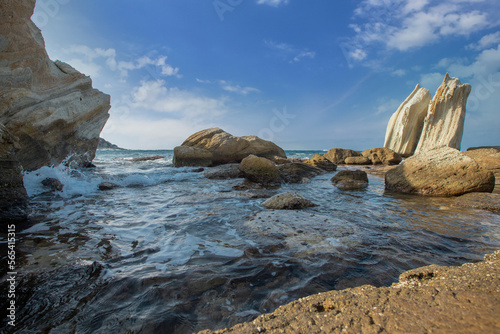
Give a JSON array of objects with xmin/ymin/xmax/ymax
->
[
  {"xmin": 331, "ymin": 170, "xmax": 369, "ymax": 190},
  {"xmin": 173, "ymin": 128, "xmax": 286, "ymax": 167},
  {"xmin": 385, "ymin": 146, "xmax": 495, "ymax": 196},
  {"xmin": 239, "ymin": 155, "xmax": 281, "ymax": 186},
  {"xmin": 453, "ymin": 192, "xmax": 500, "ymax": 212},
  {"xmin": 278, "ymin": 162, "xmax": 324, "ymax": 183},
  {"xmin": 261, "ymin": 192, "xmax": 317, "ymax": 210},
  {"xmin": 0, "ymin": 0, "xmax": 111, "ymax": 170},
  {"xmin": 173, "ymin": 146, "xmax": 214, "ymax": 167},
  {"xmin": 305, "ymin": 154, "xmax": 337, "ymax": 171},
  {"xmin": 198, "ymin": 251, "xmax": 500, "ymax": 334},
  {"xmin": 384, "ymin": 84, "xmax": 431, "ymax": 157},
  {"xmin": 204, "ymin": 164, "xmax": 243, "ymax": 180},
  {"xmin": 464, "ymin": 148, "xmax": 500, "ymax": 191},
  {"xmin": 415, "ymin": 74, "xmax": 471, "ymax": 154},
  {"xmin": 0, "ymin": 124, "xmax": 28, "ymax": 223},
  {"xmin": 361, "ymin": 147, "xmax": 402, "ymax": 165},
  {"xmin": 323, "ymin": 148, "xmax": 361, "ymax": 164},
  {"xmin": 344, "ymin": 156, "xmax": 371, "ymax": 165}
]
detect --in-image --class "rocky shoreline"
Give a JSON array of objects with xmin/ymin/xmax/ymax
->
[{"xmin": 198, "ymin": 250, "xmax": 500, "ymax": 334}]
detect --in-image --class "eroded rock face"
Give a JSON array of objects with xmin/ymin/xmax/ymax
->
[
  {"xmin": 385, "ymin": 146, "xmax": 495, "ymax": 196},
  {"xmin": 384, "ymin": 85, "xmax": 431, "ymax": 157},
  {"xmin": 173, "ymin": 128, "xmax": 286, "ymax": 167},
  {"xmin": 0, "ymin": 124, "xmax": 28, "ymax": 223},
  {"xmin": 415, "ymin": 74, "xmax": 471, "ymax": 155},
  {"xmin": 323, "ymin": 148, "xmax": 361, "ymax": 164},
  {"xmin": 361, "ymin": 147, "xmax": 402, "ymax": 165},
  {"xmin": 0, "ymin": 0, "xmax": 110, "ymax": 170},
  {"xmin": 304, "ymin": 154, "xmax": 337, "ymax": 171}
]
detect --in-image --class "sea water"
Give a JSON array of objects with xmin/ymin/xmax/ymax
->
[{"xmin": 1, "ymin": 149, "xmax": 499, "ymax": 333}]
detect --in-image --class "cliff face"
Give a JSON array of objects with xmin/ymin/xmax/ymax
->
[{"xmin": 0, "ymin": 0, "xmax": 110, "ymax": 170}]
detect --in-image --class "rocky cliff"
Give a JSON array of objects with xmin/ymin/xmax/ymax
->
[{"xmin": 0, "ymin": 0, "xmax": 110, "ymax": 170}]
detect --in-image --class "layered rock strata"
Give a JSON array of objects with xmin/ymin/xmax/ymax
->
[
  {"xmin": 173, "ymin": 128, "xmax": 286, "ymax": 167},
  {"xmin": 384, "ymin": 84, "xmax": 431, "ymax": 157},
  {"xmin": 0, "ymin": 0, "xmax": 110, "ymax": 170},
  {"xmin": 198, "ymin": 251, "xmax": 500, "ymax": 334}
]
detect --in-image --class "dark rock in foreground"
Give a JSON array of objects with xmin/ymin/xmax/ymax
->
[
  {"xmin": 239, "ymin": 155, "xmax": 281, "ymax": 187},
  {"xmin": 331, "ymin": 170, "xmax": 369, "ymax": 190},
  {"xmin": 278, "ymin": 162, "xmax": 324, "ymax": 183},
  {"xmin": 198, "ymin": 251, "xmax": 500, "ymax": 334}
]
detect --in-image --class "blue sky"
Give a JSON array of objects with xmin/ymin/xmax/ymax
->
[{"xmin": 34, "ymin": 0, "xmax": 500, "ymax": 150}]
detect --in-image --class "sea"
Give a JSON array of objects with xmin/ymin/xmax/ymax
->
[{"xmin": 2, "ymin": 149, "xmax": 500, "ymax": 333}]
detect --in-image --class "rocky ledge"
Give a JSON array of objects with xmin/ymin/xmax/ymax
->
[{"xmin": 198, "ymin": 250, "xmax": 500, "ymax": 334}]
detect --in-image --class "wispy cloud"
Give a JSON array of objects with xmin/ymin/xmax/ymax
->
[
  {"xmin": 467, "ymin": 31, "xmax": 500, "ymax": 51},
  {"xmin": 197, "ymin": 78, "xmax": 260, "ymax": 95},
  {"xmin": 264, "ymin": 40, "xmax": 315, "ymax": 63},
  {"xmin": 256, "ymin": 0, "xmax": 289, "ymax": 7}
]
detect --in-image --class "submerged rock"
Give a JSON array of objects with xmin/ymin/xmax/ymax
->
[
  {"xmin": 239, "ymin": 155, "xmax": 281, "ymax": 186},
  {"xmin": 198, "ymin": 251, "xmax": 500, "ymax": 334},
  {"xmin": 453, "ymin": 192, "xmax": 500, "ymax": 212},
  {"xmin": 261, "ymin": 192, "xmax": 317, "ymax": 210},
  {"xmin": 98, "ymin": 182, "xmax": 121, "ymax": 191},
  {"xmin": 173, "ymin": 128, "xmax": 286, "ymax": 167},
  {"xmin": 323, "ymin": 148, "xmax": 361, "ymax": 164},
  {"xmin": 204, "ymin": 164, "xmax": 243, "ymax": 180},
  {"xmin": 415, "ymin": 74, "xmax": 471, "ymax": 154},
  {"xmin": 331, "ymin": 170, "xmax": 369, "ymax": 190},
  {"xmin": 41, "ymin": 178, "xmax": 64, "ymax": 192},
  {"xmin": 0, "ymin": 0, "xmax": 110, "ymax": 170},
  {"xmin": 385, "ymin": 146, "xmax": 495, "ymax": 196},
  {"xmin": 129, "ymin": 155, "xmax": 164, "ymax": 162},
  {"xmin": 384, "ymin": 84, "xmax": 431, "ymax": 157}
]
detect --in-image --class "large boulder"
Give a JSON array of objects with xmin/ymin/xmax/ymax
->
[
  {"xmin": 238, "ymin": 155, "xmax": 281, "ymax": 186},
  {"xmin": 385, "ymin": 146, "xmax": 495, "ymax": 196},
  {"xmin": 173, "ymin": 128, "xmax": 286, "ymax": 167},
  {"xmin": 304, "ymin": 154, "xmax": 337, "ymax": 171},
  {"xmin": 0, "ymin": 124, "xmax": 28, "ymax": 223},
  {"xmin": 0, "ymin": 0, "xmax": 110, "ymax": 170},
  {"xmin": 384, "ymin": 85, "xmax": 431, "ymax": 157},
  {"xmin": 331, "ymin": 170, "xmax": 369, "ymax": 190},
  {"xmin": 261, "ymin": 192, "xmax": 317, "ymax": 210},
  {"xmin": 361, "ymin": 148, "xmax": 402, "ymax": 165},
  {"xmin": 323, "ymin": 148, "xmax": 361, "ymax": 164},
  {"xmin": 415, "ymin": 74, "xmax": 471, "ymax": 154}
]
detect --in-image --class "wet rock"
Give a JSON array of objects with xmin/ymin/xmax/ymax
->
[
  {"xmin": 261, "ymin": 192, "xmax": 317, "ymax": 210},
  {"xmin": 323, "ymin": 148, "xmax": 361, "ymax": 164},
  {"xmin": 98, "ymin": 182, "xmax": 121, "ymax": 191},
  {"xmin": 344, "ymin": 156, "xmax": 371, "ymax": 165},
  {"xmin": 173, "ymin": 128, "xmax": 286, "ymax": 167},
  {"xmin": 239, "ymin": 155, "xmax": 281, "ymax": 187},
  {"xmin": 198, "ymin": 251, "xmax": 500, "ymax": 334},
  {"xmin": 204, "ymin": 164, "xmax": 244, "ymax": 180},
  {"xmin": 385, "ymin": 146, "xmax": 495, "ymax": 196},
  {"xmin": 191, "ymin": 168, "xmax": 205, "ymax": 173},
  {"xmin": 304, "ymin": 154, "xmax": 337, "ymax": 171},
  {"xmin": 0, "ymin": 124, "xmax": 28, "ymax": 223},
  {"xmin": 278, "ymin": 162, "xmax": 324, "ymax": 183},
  {"xmin": 129, "ymin": 155, "xmax": 164, "ymax": 162},
  {"xmin": 453, "ymin": 192, "xmax": 500, "ymax": 212},
  {"xmin": 331, "ymin": 170, "xmax": 369, "ymax": 190},
  {"xmin": 41, "ymin": 178, "xmax": 64, "ymax": 192},
  {"xmin": 361, "ymin": 147, "xmax": 402, "ymax": 165}
]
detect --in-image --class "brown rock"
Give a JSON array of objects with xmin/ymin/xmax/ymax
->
[
  {"xmin": 385, "ymin": 146, "xmax": 495, "ymax": 196},
  {"xmin": 361, "ymin": 147, "xmax": 402, "ymax": 165},
  {"xmin": 278, "ymin": 162, "xmax": 324, "ymax": 183},
  {"xmin": 173, "ymin": 146, "xmax": 214, "ymax": 167},
  {"xmin": 323, "ymin": 148, "xmax": 361, "ymax": 164},
  {"xmin": 239, "ymin": 155, "xmax": 281, "ymax": 186},
  {"xmin": 261, "ymin": 192, "xmax": 317, "ymax": 210},
  {"xmin": 344, "ymin": 156, "xmax": 371, "ymax": 165},
  {"xmin": 305, "ymin": 154, "xmax": 337, "ymax": 171},
  {"xmin": 331, "ymin": 170, "xmax": 369, "ymax": 190},
  {"xmin": 198, "ymin": 251, "xmax": 500, "ymax": 334},
  {"xmin": 173, "ymin": 128, "xmax": 286, "ymax": 167},
  {"xmin": 464, "ymin": 148, "xmax": 500, "ymax": 191},
  {"xmin": 453, "ymin": 192, "xmax": 500, "ymax": 212},
  {"xmin": 0, "ymin": 0, "xmax": 110, "ymax": 170},
  {"xmin": 0, "ymin": 124, "xmax": 28, "ymax": 223}
]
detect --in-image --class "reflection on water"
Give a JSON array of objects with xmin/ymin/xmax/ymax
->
[{"xmin": 1, "ymin": 150, "xmax": 499, "ymax": 333}]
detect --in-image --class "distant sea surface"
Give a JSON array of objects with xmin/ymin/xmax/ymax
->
[{"xmin": 2, "ymin": 149, "xmax": 499, "ymax": 333}]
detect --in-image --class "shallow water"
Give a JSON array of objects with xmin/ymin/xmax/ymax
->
[{"xmin": 1, "ymin": 149, "xmax": 499, "ymax": 333}]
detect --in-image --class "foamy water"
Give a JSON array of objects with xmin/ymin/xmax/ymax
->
[{"xmin": 2, "ymin": 149, "xmax": 499, "ymax": 333}]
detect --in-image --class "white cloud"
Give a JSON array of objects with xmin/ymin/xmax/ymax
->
[
  {"xmin": 264, "ymin": 40, "xmax": 316, "ymax": 63},
  {"xmin": 132, "ymin": 80, "xmax": 228, "ymax": 119},
  {"xmin": 441, "ymin": 44, "xmax": 500, "ymax": 78},
  {"xmin": 219, "ymin": 80, "xmax": 260, "ymax": 95},
  {"xmin": 467, "ymin": 31, "xmax": 500, "ymax": 50},
  {"xmin": 256, "ymin": 0, "xmax": 289, "ymax": 7},
  {"xmin": 392, "ymin": 69, "xmax": 406, "ymax": 77}
]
